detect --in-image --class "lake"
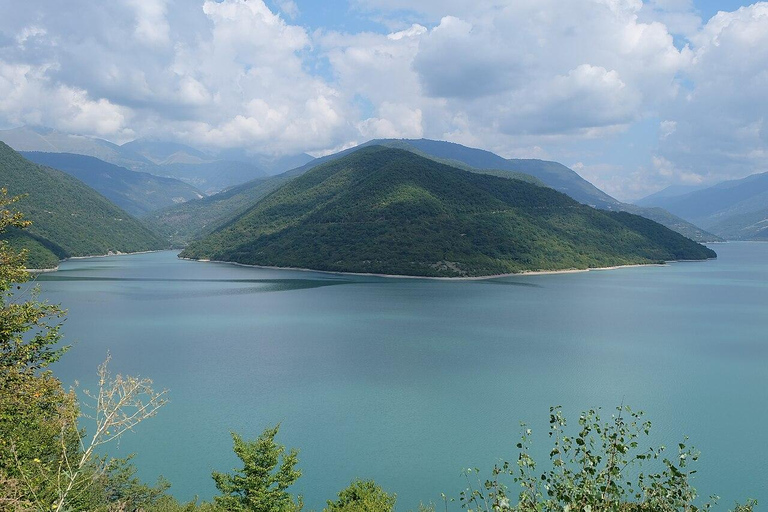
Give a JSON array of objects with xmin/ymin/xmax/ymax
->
[{"xmin": 39, "ymin": 243, "xmax": 768, "ymax": 509}]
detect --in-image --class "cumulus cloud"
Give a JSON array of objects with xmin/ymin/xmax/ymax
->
[
  {"xmin": 657, "ymin": 3, "xmax": 768, "ymax": 186},
  {"xmin": 0, "ymin": 0, "xmax": 765, "ymax": 197}
]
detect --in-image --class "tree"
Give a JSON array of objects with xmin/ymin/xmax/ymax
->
[
  {"xmin": 212, "ymin": 425, "xmax": 302, "ymax": 512},
  {"xmin": 324, "ymin": 480, "xmax": 396, "ymax": 512},
  {"xmin": 0, "ymin": 189, "xmax": 168, "ymax": 511}
]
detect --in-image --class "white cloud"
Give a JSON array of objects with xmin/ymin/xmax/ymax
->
[
  {"xmin": 275, "ymin": 0, "xmax": 300, "ymax": 19},
  {"xmin": 0, "ymin": 0, "xmax": 766, "ymax": 198}
]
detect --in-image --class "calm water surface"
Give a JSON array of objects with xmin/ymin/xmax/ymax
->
[{"xmin": 39, "ymin": 243, "xmax": 768, "ymax": 508}]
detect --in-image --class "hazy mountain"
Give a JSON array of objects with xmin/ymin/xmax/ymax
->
[
  {"xmin": 216, "ymin": 148, "xmax": 314, "ymax": 175},
  {"xmin": 121, "ymin": 138, "xmax": 214, "ymax": 165},
  {"xmin": 181, "ymin": 146, "xmax": 715, "ymax": 277},
  {"xmin": 0, "ymin": 143, "xmax": 165, "ymax": 269},
  {"xmin": 0, "ymin": 125, "xmax": 154, "ymax": 171},
  {"xmin": 152, "ymin": 160, "xmax": 268, "ymax": 195},
  {"xmin": 20, "ymin": 152, "xmax": 203, "ymax": 217},
  {"xmin": 637, "ymin": 171, "xmax": 768, "ymax": 239},
  {"xmin": 635, "ymin": 184, "xmax": 708, "ymax": 206}
]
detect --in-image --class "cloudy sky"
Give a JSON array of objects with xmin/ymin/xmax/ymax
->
[{"xmin": 0, "ymin": 0, "xmax": 766, "ymax": 200}]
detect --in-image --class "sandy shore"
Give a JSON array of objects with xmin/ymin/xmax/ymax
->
[{"xmin": 180, "ymin": 256, "xmax": 690, "ymax": 281}]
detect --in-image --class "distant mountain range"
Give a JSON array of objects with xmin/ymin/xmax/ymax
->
[
  {"xmin": 0, "ymin": 126, "xmax": 311, "ymax": 193},
  {"xmin": 20, "ymin": 152, "xmax": 203, "ymax": 217},
  {"xmin": 180, "ymin": 146, "xmax": 715, "ymax": 277},
  {"xmin": 636, "ymin": 172, "xmax": 768, "ymax": 240},
  {"xmin": 0, "ymin": 143, "xmax": 165, "ymax": 269}
]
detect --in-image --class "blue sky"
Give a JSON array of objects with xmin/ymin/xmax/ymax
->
[{"xmin": 1, "ymin": 0, "xmax": 766, "ymax": 199}]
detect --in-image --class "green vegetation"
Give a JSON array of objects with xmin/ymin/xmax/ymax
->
[
  {"xmin": 181, "ymin": 147, "xmax": 715, "ymax": 277},
  {"xmin": 20, "ymin": 152, "xmax": 203, "ymax": 217},
  {"xmin": 0, "ymin": 142, "xmax": 165, "ymax": 268},
  {"xmin": 144, "ymin": 174, "xmax": 291, "ymax": 247}
]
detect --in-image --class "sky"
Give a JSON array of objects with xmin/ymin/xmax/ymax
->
[{"xmin": 0, "ymin": 0, "xmax": 766, "ymax": 200}]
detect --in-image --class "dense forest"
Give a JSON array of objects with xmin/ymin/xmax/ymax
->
[
  {"xmin": 0, "ymin": 143, "xmax": 165, "ymax": 268},
  {"xmin": 181, "ymin": 147, "xmax": 715, "ymax": 277},
  {"xmin": 0, "ymin": 196, "xmax": 753, "ymax": 510}
]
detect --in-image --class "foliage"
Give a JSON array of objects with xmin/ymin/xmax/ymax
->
[
  {"xmin": 182, "ymin": 146, "xmax": 716, "ymax": 277},
  {"xmin": 0, "ymin": 142, "xmax": 165, "ymax": 268},
  {"xmin": 211, "ymin": 426, "xmax": 303, "ymax": 512},
  {"xmin": 0, "ymin": 192, "xmax": 169, "ymax": 510},
  {"xmin": 324, "ymin": 480, "xmax": 396, "ymax": 512},
  {"xmin": 457, "ymin": 406, "xmax": 756, "ymax": 512}
]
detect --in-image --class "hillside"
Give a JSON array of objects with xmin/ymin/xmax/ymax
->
[
  {"xmin": 144, "ymin": 150, "xmax": 545, "ymax": 247},
  {"xmin": 20, "ymin": 152, "xmax": 203, "ymax": 217},
  {"xmin": 237, "ymin": 138, "xmax": 717, "ymax": 242},
  {"xmin": 636, "ymin": 171, "xmax": 768, "ymax": 239},
  {"xmin": 181, "ymin": 147, "xmax": 715, "ymax": 277},
  {"xmin": 0, "ymin": 143, "xmax": 165, "ymax": 268}
]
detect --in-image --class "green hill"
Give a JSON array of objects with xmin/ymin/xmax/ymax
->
[
  {"xmin": 181, "ymin": 147, "xmax": 715, "ymax": 277},
  {"xmin": 20, "ymin": 152, "xmax": 203, "ymax": 217},
  {"xmin": 0, "ymin": 143, "xmax": 165, "ymax": 269}
]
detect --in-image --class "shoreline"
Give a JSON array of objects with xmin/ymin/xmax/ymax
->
[
  {"xmin": 26, "ymin": 249, "xmax": 167, "ymax": 273},
  {"xmin": 179, "ymin": 256, "xmax": 705, "ymax": 281}
]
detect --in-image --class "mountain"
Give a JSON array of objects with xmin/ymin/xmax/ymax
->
[
  {"xmin": 254, "ymin": 138, "xmax": 717, "ymax": 241},
  {"xmin": 180, "ymin": 146, "xmax": 715, "ymax": 277},
  {"xmin": 120, "ymin": 138, "xmax": 214, "ymax": 165},
  {"xmin": 216, "ymin": 148, "xmax": 315, "ymax": 175},
  {"xmin": 151, "ymin": 160, "xmax": 268, "ymax": 194},
  {"xmin": 637, "ymin": 171, "xmax": 768, "ymax": 239},
  {"xmin": 143, "ymin": 148, "xmax": 546, "ymax": 247},
  {"xmin": 0, "ymin": 125, "xmax": 154, "ymax": 171},
  {"xmin": 378, "ymin": 139, "xmax": 717, "ymax": 241},
  {"xmin": 635, "ymin": 184, "xmax": 707, "ymax": 206},
  {"xmin": 20, "ymin": 152, "xmax": 203, "ymax": 217},
  {"xmin": 0, "ymin": 143, "xmax": 165, "ymax": 269},
  {"xmin": 148, "ymin": 139, "xmax": 716, "ymax": 246}
]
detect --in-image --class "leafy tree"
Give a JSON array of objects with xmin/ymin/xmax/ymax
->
[
  {"xmin": 324, "ymin": 480, "xmax": 396, "ymax": 512},
  {"xmin": 212, "ymin": 426, "xmax": 303, "ymax": 512}
]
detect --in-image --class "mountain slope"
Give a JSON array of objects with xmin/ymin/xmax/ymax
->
[
  {"xmin": 181, "ymin": 147, "xmax": 715, "ymax": 277},
  {"xmin": 20, "ymin": 152, "xmax": 203, "ymax": 217},
  {"xmin": 384, "ymin": 139, "xmax": 717, "ymax": 241},
  {"xmin": 637, "ymin": 171, "xmax": 768, "ymax": 239},
  {"xmin": 0, "ymin": 143, "xmax": 165, "ymax": 268},
  {"xmin": 144, "ymin": 149, "xmax": 546, "ymax": 247},
  {"xmin": 254, "ymin": 138, "xmax": 717, "ymax": 241}
]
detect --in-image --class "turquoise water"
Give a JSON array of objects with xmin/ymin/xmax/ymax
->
[{"xmin": 39, "ymin": 243, "xmax": 767, "ymax": 509}]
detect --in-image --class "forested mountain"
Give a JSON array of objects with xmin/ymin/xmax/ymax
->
[
  {"xmin": 181, "ymin": 147, "xmax": 715, "ymax": 277},
  {"xmin": 150, "ymin": 139, "xmax": 715, "ymax": 246},
  {"xmin": 378, "ymin": 139, "xmax": 717, "ymax": 241},
  {"xmin": 143, "ymin": 148, "xmax": 545, "ymax": 247},
  {"xmin": 0, "ymin": 143, "xmax": 165, "ymax": 269},
  {"xmin": 20, "ymin": 152, "xmax": 203, "ymax": 217},
  {"xmin": 636, "ymin": 171, "xmax": 768, "ymax": 240}
]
